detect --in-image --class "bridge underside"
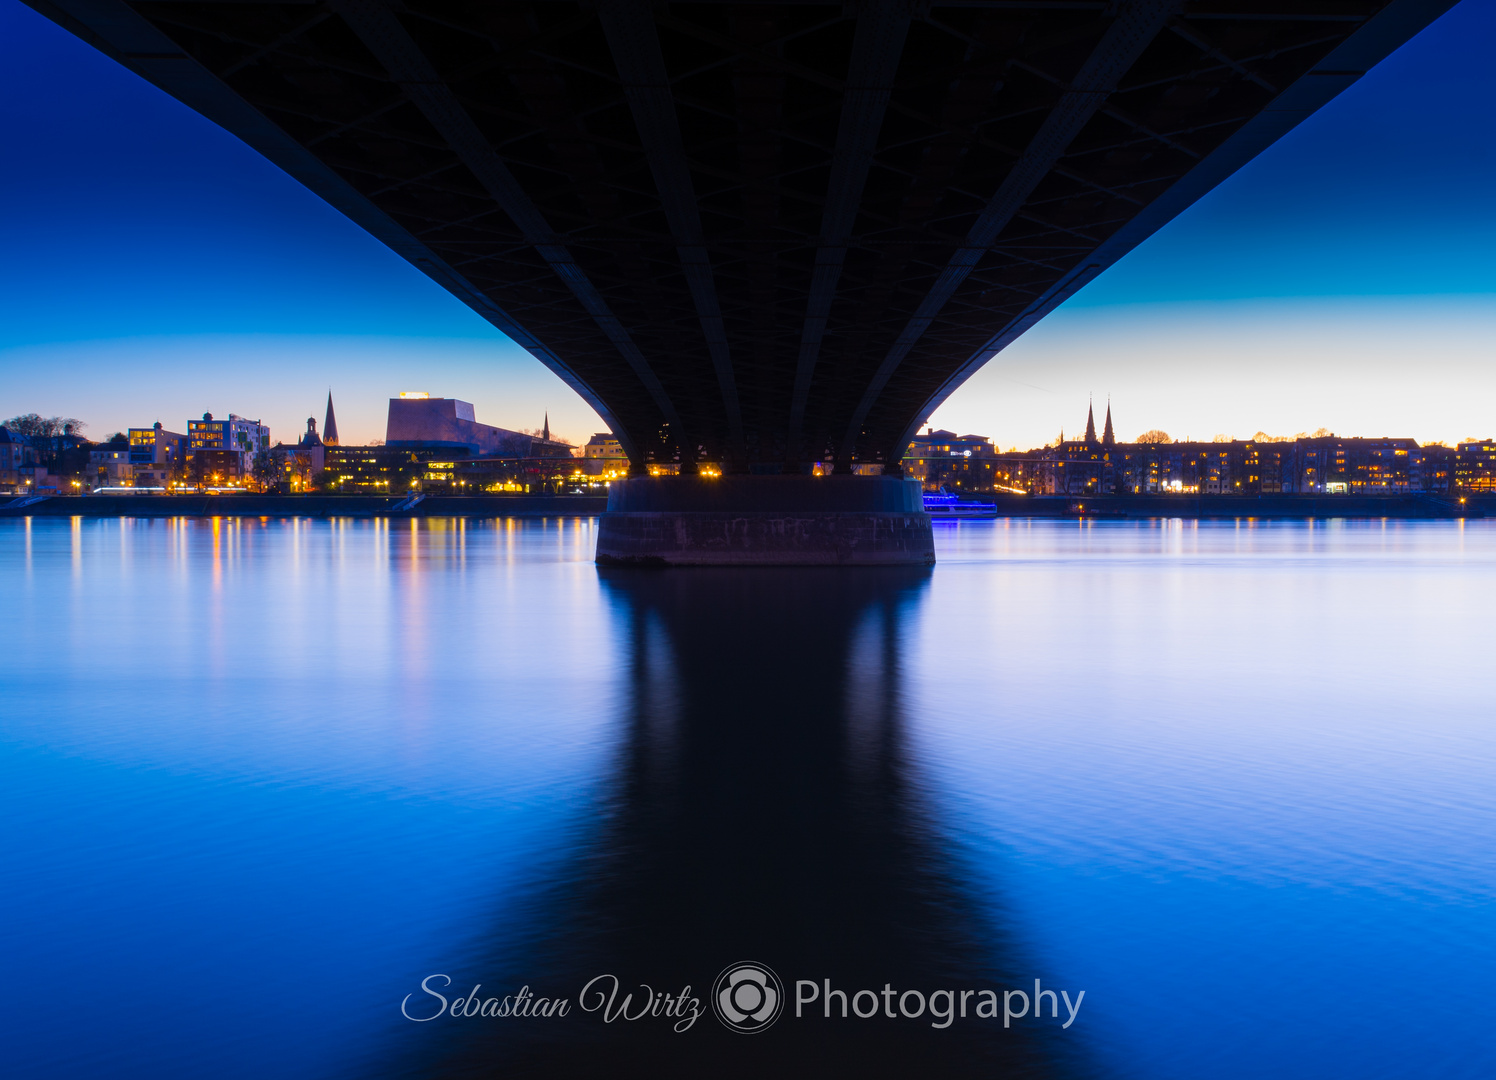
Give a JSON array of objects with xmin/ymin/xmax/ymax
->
[{"xmin": 30, "ymin": 0, "xmax": 1448, "ymax": 479}]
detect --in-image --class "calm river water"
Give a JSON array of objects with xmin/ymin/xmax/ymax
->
[{"xmin": 2, "ymin": 515, "xmax": 1493, "ymax": 1079}]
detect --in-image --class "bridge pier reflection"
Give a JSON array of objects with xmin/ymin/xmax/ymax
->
[
  {"xmin": 387, "ymin": 568, "xmax": 1088, "ymax": 1079},
  {"xmin": 595, "ymin": 475, "xmax": 935, "ymax": 566}
]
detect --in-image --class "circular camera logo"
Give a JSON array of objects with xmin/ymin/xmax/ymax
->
[{"xmin": 711, "ymin": 962, "xmax": 783, "ymax": 1034}]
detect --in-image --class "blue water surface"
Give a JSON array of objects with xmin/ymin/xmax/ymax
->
[{"xmin": 1, "ymin": 515, "xmax": 1492, "ymax": 1079}]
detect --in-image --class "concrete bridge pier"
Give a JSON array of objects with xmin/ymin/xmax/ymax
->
[{"xmin": 595, "ymin": 476, "xmax": 934, "ymax": 567}]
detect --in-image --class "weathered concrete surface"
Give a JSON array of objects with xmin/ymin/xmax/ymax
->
[
  {"xmin": 605, "ymin": 474, "xmax": 924, "ymax": 513},
  {"xmin": 595, "ymin": 511, "xmax": 935, "ymax": 566},
  {"xmin": 596, "ymin": 476, "xmax": 935, "ymax": 566}
]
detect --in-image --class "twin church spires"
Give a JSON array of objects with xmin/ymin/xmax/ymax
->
[{"xmin": 1080, "ymin": 396, "xmax": 1115, "ymax": 447}]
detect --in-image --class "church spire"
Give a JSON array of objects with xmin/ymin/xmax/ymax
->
[
  {"xmin": 1102, "ymin": 398, "xmax": 1114, "ymax": 446},
  {"xmin": 323, "ymin": 391, "xmax": 340, "ymax": 446},
  {"xmin": 542, "ymin": 411, "xmax": 550, "ymax": 443},
  {"xmin": 1084, "ymin": 397, "xmax": 1097, "ymax": 444}
]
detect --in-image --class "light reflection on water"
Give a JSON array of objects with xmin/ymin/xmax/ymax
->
[{"xmin": 0, "ymin": 516, "xmax": 1492, "ymax": 1079}]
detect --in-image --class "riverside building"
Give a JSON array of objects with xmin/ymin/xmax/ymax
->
[
  {"xmin": 954, "ymin": 403, "xmax": 1459, "ymax": 498},
  {"xmin": 902, "ymin": 429, "xmax": 1001, "ymax": 492},
  {"xmin": 127, "ymin": 423, "xmax": 187, "ymax": 487},
  {"xmin": 187, "ymin": 413, "xmax": 270, "ymax": 484},
  {"xmin": 1455, "ymin": 441, "xmax": 1496, "ymax": 492}
]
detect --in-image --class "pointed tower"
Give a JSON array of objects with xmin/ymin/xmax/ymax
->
[
  {"xmin": 1102, "ymin": 398, "xmax": 1115, "ymax": 446},
  {"xmin": 1084, "ymin": 397, "xmax": 1097, "ymax": 444},
  {"xmin": 323, "ymin": 391, "xmax": 340, "ymax": 446},
  {"xmin": 542, "ymin": 411, "xmax": 550, "ymax": 443}
]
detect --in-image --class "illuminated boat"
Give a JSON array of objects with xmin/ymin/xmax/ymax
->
[{"xmin": 922, "ymin": 490, "xmax": 999, "ymax": 518}]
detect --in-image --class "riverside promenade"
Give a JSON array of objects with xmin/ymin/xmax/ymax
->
[
  {"xmin": 0, "ymin": 494, "xmax": 608, "ymax": 518},
  {"xmin": 986, "ymin": 492, "xmax": 1485, "ymax": 519},
  {"xmin": 0, "ymin": 491, "xmax": 1486, "ymax": 521}
]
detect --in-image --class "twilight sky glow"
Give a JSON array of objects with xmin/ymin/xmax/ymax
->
[{"xmin": 1, "ymin": 0, "xmax": 1492, "ymax": 450}]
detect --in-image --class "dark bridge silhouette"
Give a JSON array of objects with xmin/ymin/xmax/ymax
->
[
  {"xmin": 29, "ymin": 0, "xmax": 1450, "ymax": 471},
  {"xmin": 29, "ymin": 0, "xmax": 1453, "ymax": 561}
]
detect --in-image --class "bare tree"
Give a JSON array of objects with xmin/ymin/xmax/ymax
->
[
  {"xmin": 5, "ymin": 414, "xmax": 89, "ymax": 476},
  {"xmin": 1136, "ymin": 429, "xmax": 1171, "ymax": 444},
  {"xmin": 291, "ymin": 449, "xmax": 312, "ymax": 488},
  {"xmin": 251, "ymin": 447, "xmax": 286, "ymax": 492},
  {"xmin": 3, "ymin": 415, "xmax": 87, "ymax": 439},
  {"xmin": 4, "ymin": 414, "xmax": 52, "ymax": 439},
  {"xmin": 188, "ymin": 454, "xmax": 210, "ymax": 491}
]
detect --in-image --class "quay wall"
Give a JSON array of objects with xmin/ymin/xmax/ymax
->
[
  {"xmin": 981, "ymin": 493, "xmax": 1486, "ymax": 519},
  {"xmin": 3, "ymin": 492, "xmax": 1490, "ymax": 521},
  {"xmin": 0, "ymin": 495, "xmax": 608, "ymax": 518}
]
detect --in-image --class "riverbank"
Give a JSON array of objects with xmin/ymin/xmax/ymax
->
[
  {"xmin": 0, "ymin": 494, "xmax": 608, "ymax": 518},
  {"xmin": 985, "ymin": 492, "xmax": 1486, "ymax": 519},
  {"xmin": 1, "ymin": 491, "xmax": 1487, "ymax": 520}
]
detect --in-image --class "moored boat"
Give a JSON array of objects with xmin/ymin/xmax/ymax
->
[{"xmin": 922, "ymin": 490, "xmax": 999, "ymax": 518}]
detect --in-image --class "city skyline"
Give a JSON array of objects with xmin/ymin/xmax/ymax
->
[
  {"xmin": 7, "ymin": 386, "xmax": 1487, "ymax": 461},
  {"xmin": 2, "ymin": 1, "xmax": 1493, "ymax": 451}
]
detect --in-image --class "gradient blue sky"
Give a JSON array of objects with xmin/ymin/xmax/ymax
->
[{"xmin": 1, "ymin": 0, "xmax": 1492, "ymax": 449}]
